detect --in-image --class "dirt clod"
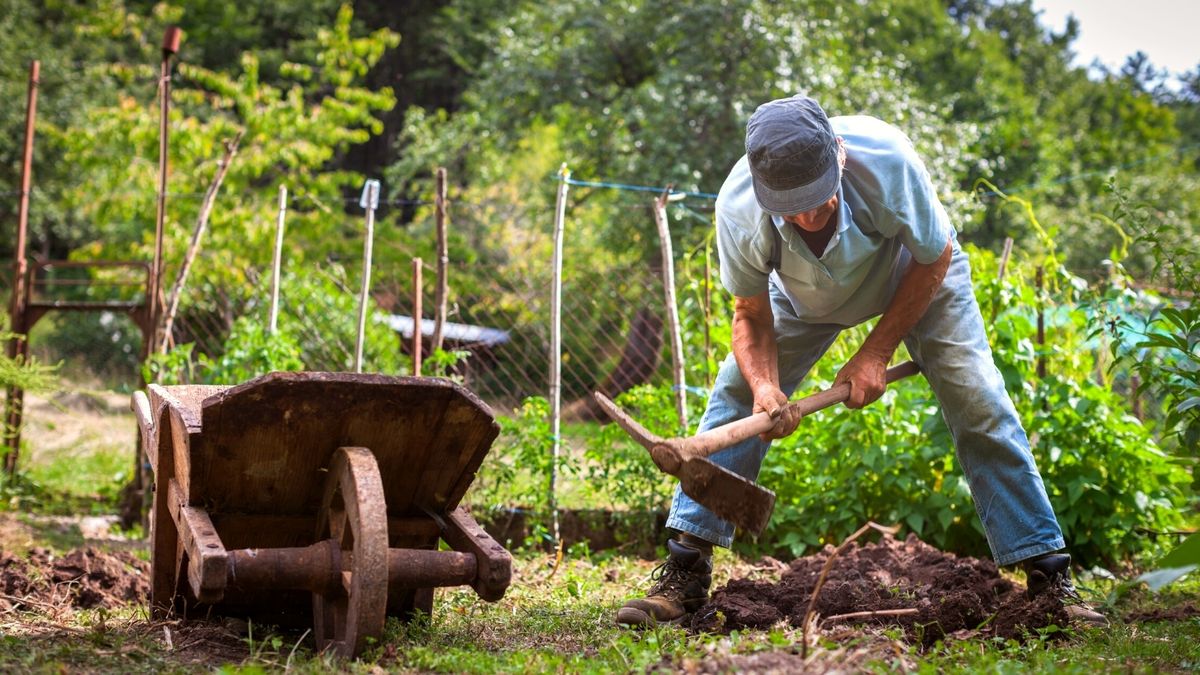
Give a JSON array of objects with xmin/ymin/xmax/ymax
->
[
  {"xmin": 692, "ymin": 534, "xmax": 1068, "ymax": 644},
  {"xmin": 0, "ymin": 547, "xmax": 149, "ymax": 612}
]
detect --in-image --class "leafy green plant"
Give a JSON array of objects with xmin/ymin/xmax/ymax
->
[
  {"xmin": 582, "ymin": 384, "xmax": 701, "ymax": 515},
  {"xmin": 475, "ymin": 396, "xmax": 557, "ymax": 513},
  {"xmin": 145, "ymin": 317, "xmax": 303, "ymax": 386},
  {"xmin": 1090, "ymin": 182, "xmax": 1199, "ymax": 488}
]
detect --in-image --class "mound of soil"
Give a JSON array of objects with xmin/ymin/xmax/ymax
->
[
  {"xmin": 0, "ymin": 547, "xmax": 149, "ymax": 611},
  {"xmin": 692, "ymin": 534, "xmax": 1067, "ymax": 644}
]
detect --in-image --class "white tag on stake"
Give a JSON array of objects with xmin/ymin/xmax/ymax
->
[{"xmin": 359, "ymin": 179, "xmax": 381, "ymax": 210}]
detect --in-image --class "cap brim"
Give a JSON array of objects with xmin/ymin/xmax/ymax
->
[{"xmin": 752, "ymin": 161, "xmax": 841, "ymax": 216}]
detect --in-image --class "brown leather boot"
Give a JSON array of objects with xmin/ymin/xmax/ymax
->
[
  {"xmin": 616, "ymin": 537, "xmax": 713, "ymax": 627},
  {"xmin": 1023, "ymin": 553, "xmax": 1108, "ymax": 626}
]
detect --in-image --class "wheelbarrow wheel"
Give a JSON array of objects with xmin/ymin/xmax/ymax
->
[{"xmin": 313, "ymin": 447, "xmax": 389, "ymax": 658}]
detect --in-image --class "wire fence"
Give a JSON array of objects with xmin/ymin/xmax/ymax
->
[{"xmin": 153, "ymin": 206, "xmax": 688, "ymax": 414}]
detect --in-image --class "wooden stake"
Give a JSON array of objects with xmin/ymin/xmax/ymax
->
[
  {"xmin": 268, "ymin": 184, "xmax": 287, "ymax": 335},
  {"xmin": 354, "ymin": 180, "xmax": 380, "ymax": 373},
  {"xmin": 4, "ymin": 60, "xmax": 39, "ymax": 476},
  {"xmin": 990, "ymin": 237, "xmax": 1014, "ymax": 323},
  {"xmin": 432, "ymin": 167, "xmax": 449, "ymax": 355},
  {"xmin": 1036, "ymin": 265, "xmax": 1046, "ymax": 379},
  {"xmin": 653, "ymin": 189, "xmax": 687, "ymax": 431},
  {"xmin": 548, "ymin": 164, "xmax": 570, "ymax": 546},
  {"xmin": 159, "ymin": 131, "xmax": 243, "ymax": 352},
  {"xmin": 412, "ymin": 258, "xmax": 423, "ymax": 376},
  {"xmin": 703, "ymin": 240, "xmax": 713, "ymax": 389},
  {"xmin": 997, "ymin": 237, "xmax": 1013, "ymax": 280}
]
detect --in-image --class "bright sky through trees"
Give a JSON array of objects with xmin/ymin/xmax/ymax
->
[{"xmin": 1032, "ymin": 0, "xmax": 1199, "ymax": 77}]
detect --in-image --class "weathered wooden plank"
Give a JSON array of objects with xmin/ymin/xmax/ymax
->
[
  {"xmin": 145, "ymin": 387, "xmax": 178, "ymax": 617},
  {"xmin": 411, "ymin": 396, "xmax": 499, "ymax": 514},
  {"xmin": 440, "ymin": 399, "xmax": 501, "ymax": 510},
  {"xmin": 441, "ymin": 506, "xmax": 511, "ymax": 602},
  {"xmin": 131, "ymin": 392, "xmax": 155, "ymax": 467},
  {"xmin": 168, "ymin": 479, "xmax": 227, "ymax": 604},
  {"xmin": 192, "ymin": 373, "xmax": 496, "ymax": 517}
]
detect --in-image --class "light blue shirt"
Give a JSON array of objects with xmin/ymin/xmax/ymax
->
[{"xmin": 715, "ymin": 115, "xmax": 956, "ymax": 326}]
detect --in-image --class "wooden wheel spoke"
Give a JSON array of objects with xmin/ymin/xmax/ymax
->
[
  {"xmin": 328, "ymin": 505, "xmax": 348, "ymax": 544},
  {"xmin": 312, "ymin": 447, "xmax": 388, "ymax": 659}
]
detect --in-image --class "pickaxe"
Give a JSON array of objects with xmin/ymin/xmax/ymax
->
[{"xmin": 593, "ymin": 361, "xmax": 921, "ymax": 536}]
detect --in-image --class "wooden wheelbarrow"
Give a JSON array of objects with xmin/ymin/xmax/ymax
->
[{"xmin": 132, "ymin": 372, "xmax": 511, "ymax": 658}]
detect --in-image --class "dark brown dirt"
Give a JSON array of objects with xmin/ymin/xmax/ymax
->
[
  {"xmin": 0, "ymin": 547, "xmax": 149, "ymax": 612},
  {"xmin": 692, "ymin": 534, "xmax": 1068, "ymax": 645}
]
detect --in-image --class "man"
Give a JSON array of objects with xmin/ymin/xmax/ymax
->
[{"xmin": 615, "ymin": 95, "xmax": 1104, "ymax": 627}]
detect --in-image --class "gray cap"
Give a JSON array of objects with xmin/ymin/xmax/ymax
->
[{"xmin": 745, "ymin": 95, "xmax": 840, "ymax": 215}]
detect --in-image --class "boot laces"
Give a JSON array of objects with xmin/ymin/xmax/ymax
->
[
  {"xmin": 647, "ymin": 558, "xmax": 694, "ymax": 598},
  {"xmin": 1046, "ymin": 570, "xmax": 1086, "ymax": 605}
]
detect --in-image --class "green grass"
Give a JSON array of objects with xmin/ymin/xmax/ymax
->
[
  {"xmin": 5, "ymin": 545, "xmax": 1198, "ymax": 674},
  {"xmin": 5, "ymin": 389, "xmax": 134, "ymax": 515}
]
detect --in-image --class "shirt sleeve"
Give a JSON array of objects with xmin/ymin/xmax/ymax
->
[
  {"xmin": 872, "ymin": 134, "xmax": 952, "ymax": 264},
  {"xmin": 715, "ymin": 208, "xmax": 773, "ymax": 299}
]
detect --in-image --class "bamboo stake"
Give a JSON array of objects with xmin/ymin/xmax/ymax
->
[
  {"xmin": 3, "ymin": 60, "xmax": 39, "ymax": 476},
  {"xmin": 653, "ymin": 189, "xmax": 687, "ymax": 431},
  {"xmin": 159, "ymin": 131, "xmax": 243, "ymax": 352},
  {"xmin": 412, "ymin": 258, "xmax": 423, "ymax": 376},
  {"xmin": 432, "ymin": 167, "xmax": 449, "ymax": 354},
  {"xmin": 354, "ymin": 180, "xmax": 380, "ymax": 373},
  {"xmin": 548, "ymin": 164, "xmax": 570, "ymax": 547},
  {"xmin": 268, "ymin": 184, "xmax": 287, "ymax": 335},
  {"xmin": 997, "ymin": 237, "xmax": 1013, "ymax": 280}
]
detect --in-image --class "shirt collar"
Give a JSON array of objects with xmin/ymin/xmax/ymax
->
[{"xmin": 771, "ymin": 183, "xmax": 851, "ymax": 262}]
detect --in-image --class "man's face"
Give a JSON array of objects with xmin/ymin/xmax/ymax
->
[{"xmin": 781, "ymin": 193, "xmax": 838, "ymax": 232}]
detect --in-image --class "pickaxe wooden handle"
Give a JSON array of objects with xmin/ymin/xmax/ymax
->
[
  {"xmin": 593, "ymin": 360, "xmax": 920, "ymax": 535},
  {"xmin": 596, "ymin": 360, "xmax": 921, "ymax": 473}
]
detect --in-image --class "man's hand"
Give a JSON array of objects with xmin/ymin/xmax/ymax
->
[
  {"xmin": 752, "ymin": 383, "xmax": 803, "ymax": 441},
  {"xmin": 834, "ymin": 349, "xmax": 889, "ymax": 409}
]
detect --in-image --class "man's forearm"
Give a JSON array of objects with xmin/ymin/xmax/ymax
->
[
  {"xmin": 861, "ymin": 241, "xmax": 953, "ymax": 359},
  {"xmin": 731, "ymin": 292, "xmax": 779, "ymax": 395}
]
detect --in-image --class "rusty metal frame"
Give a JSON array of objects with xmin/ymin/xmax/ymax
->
[{"xmin": 4, "ymin": 35, "xmax": 177, "ymax": 476}]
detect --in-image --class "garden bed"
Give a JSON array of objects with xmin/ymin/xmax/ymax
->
[{"xmin": 693, "ymin": 533, "xmax": 1069, "ymax": 644}]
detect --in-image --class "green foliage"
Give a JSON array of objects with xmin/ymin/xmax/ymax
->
[
  {"xmin": 146, "ymin": 260, "xmax": 411, "ymax": 384},
  {"xmin": 1024, "ymin": 374, "xmax": 1188, "ymax": 566},
  {"xmin": 582, "ymin": 384, "xmax": 696, "ymax": 513},
  {"xmin": 1095, "ymin": 185, "xmax": 1200, "ymax": 463},
  {"xmin": 476, "ymin": 397, "xmax": 555, "ymax": 511},
  {"xmin": 1134, "ymin": 531, "xmax": 1200, "ymax": 591},
  {"xmin": 272, "ymin": 262, "xmax": 409, "ymax": 374},
  {"xmin": 0, "ymin": 331, "xmax": 57, "ymax": 393},
  {"xmin": 145, "ymin": 317, "xmax": 303, "ymax": 386}
]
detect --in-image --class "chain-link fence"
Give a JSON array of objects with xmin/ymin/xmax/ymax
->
[{"xmin": 130, "ymin": 193, "xmax": 716, "ymax": 416}]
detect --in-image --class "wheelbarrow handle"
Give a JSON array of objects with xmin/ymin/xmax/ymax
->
[{"xmin": 670, "ymin": 360, "xmax": 922, "ymax": 459}]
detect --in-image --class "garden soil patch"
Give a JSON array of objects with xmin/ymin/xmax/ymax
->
[
  {"xmin": 0, "ymin": 547, "xmax": 149, "ymax": 611},
  {"xmin": 692, "ymin": 533, "xmax": 1068, "ymax": 645}
]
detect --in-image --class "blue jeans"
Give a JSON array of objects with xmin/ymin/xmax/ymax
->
[{"xmin": 666, "ymin": 249, "xmax": 1065, "ymax": 566}]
